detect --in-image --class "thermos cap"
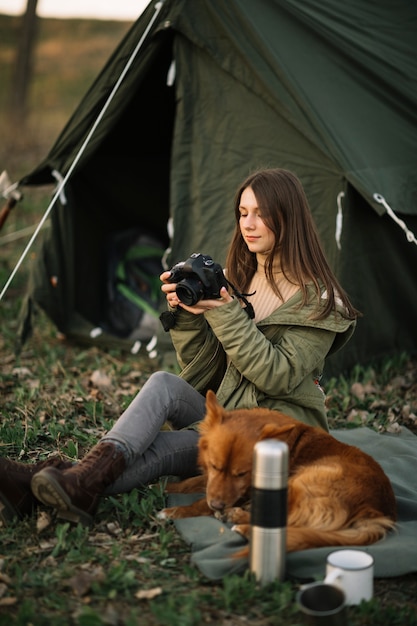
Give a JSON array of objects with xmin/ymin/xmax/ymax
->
[{"xmin": 253, "ymin": 439, "xmax": 289, "ymax": 489}]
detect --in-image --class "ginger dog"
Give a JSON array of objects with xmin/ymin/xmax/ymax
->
[{"xmin": 159, "ymin": 390, "xmax": 396, "ymax": 553}]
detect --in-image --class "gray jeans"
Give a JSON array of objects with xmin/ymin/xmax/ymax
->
[{"xmin": 102, "ymin": 371, "xmax": 206, "ymax": 493}]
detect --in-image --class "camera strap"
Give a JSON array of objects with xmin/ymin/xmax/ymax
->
[
  {"xmin": 159, "ymin": 310, "xmax": 177, "ymax": 331},
  {"xmin": 225, "ymin": 279, "xmax": 255, "ymax": 319}
]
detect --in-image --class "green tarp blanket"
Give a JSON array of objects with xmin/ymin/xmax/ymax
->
[{"xmin": 167, "ymin": 427, "xmax": 417, "ymax": 580}]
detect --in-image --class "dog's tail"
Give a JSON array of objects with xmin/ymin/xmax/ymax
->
[
  {"xmin": 286, "ymin": 516, "xmax": 396, "ymax": 552},
  {"xmin": 232, "ymin": 546, "xmax": 250, "ymax": 560},
  {"xmin": 232, "ymin": 516, "xmax": 395, "ymax": 560}
]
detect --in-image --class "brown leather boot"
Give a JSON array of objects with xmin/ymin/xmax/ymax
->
[
  {"xmin": 31, "ymin": 442, "xmax": 126, "ymax": 526},
  {"xmin": 0, "ymin": 456, "xmax": 73, "ymax": 525}
]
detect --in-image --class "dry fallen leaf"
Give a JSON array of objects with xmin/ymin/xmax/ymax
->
[
  {"xmin": 0, "ymin": 573, "xmax": 12, "ymax": 586},
  {"xmin": 12, "ymin": 366, "xmax": 34, "ymax": 379},
  {"xmin": 350, "ymin": 381, "xmax": 376, "ymax": 401},
  {"xmin": 90, "ymin": 369, "xmax": 112, "ymax": 390},
  {"xmin": 36, "ymin": 510, "xmax": 52, "ymax": 533},
  {"xmin": 0, "ymin": 596, "xmax": 17, "ymax": 606},
  {"xmin": 66, "ymin": 566, "xmax": 106, "ymax": 596},
  {"xmin": 346, "ymin": 409, "xmax": 369, "ymax": 425},
  {"xmin": 88, "ymin": 532, "xmax": 114, "ymax": 546},
  {"xmin": 124, "ymin": 555, "xmax": 150, "ymax": 564},
  {"xmin": 135, "ymin": 586, "xmax": 163, "ymax": 600},
  {"xmin": 387, "ymin": 422, "xmax": 402, "ymax": 434},
  {"xmin": 41, "ymin": 555, "xmax": 58, "ymax": 568},
  {"xmin": 38, "ymin": 539, "xmax": 58, "ymax": 551},
  {"xmin": 106, "ymin": 522, "xmax": 122, "ymax": 536}
]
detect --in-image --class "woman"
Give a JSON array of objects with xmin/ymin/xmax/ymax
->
[{"xmin": 0, "ymin": 168, "xmax": 359, "ymax": 527}]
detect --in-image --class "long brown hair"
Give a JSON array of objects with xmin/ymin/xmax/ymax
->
[{"xmin": 225, "ymin": 168, "xmax": 359, "ymax": 320}]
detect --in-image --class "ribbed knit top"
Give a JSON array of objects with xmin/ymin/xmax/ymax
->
[{"xmin": 247, "ymin": 262, "xmax": 300, "ymax": 323}]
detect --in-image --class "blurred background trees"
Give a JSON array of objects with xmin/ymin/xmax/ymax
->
[{"xmin": 10, "ymin": 0, "xmax": 38, "ymax": 127}]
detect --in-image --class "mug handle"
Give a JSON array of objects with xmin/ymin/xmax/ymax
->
[{"xmin": 324, "ymin": 568, "xmax": 343, "ymax": 585}]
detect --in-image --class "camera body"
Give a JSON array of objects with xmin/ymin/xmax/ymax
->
[{"xmin": 168, "ymin": 253, "xmax": 228, "ymax": 305}]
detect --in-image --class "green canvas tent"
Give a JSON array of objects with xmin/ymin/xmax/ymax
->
[{"xmin": 18, "ymin": 0, "xmax": 417, "ymax": 376}]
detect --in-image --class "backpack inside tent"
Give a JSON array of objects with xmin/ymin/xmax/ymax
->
[{"xmin": 16, "ymin": 0, "xmax": 417, "ymax": 377}]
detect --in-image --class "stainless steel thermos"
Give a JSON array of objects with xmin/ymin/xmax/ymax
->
[{"xmin": 249, "ymin": 439, "xmax": 289, "ymax": 584}]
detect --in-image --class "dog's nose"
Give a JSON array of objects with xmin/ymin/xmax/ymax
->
[{"xmin": 209, "ymin": 498, "xmax": 225, "ymax": 512}]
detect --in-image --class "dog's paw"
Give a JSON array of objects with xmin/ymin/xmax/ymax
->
[
  {"xmin": 231, "ymin": 523, "xmax": 251, "ymax": 539},
  {"xmin": 157, "ymin": 507, "xmax": 176, "ymax": 520},
  {"xmin": 223, "ymin": 507, "xmax": 250, "ymax": 525}
]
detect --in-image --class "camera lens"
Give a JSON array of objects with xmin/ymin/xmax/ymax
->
[{"xmin": 176, "ymin": 278, "xmax": 205, "ymax": 305}]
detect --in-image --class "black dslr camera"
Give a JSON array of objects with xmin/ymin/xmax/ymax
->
[{"xmin": 168, "ymin": 253, "xmax": 228, "ymax": 305}]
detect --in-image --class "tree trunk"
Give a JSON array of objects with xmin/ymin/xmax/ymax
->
[{"xmin": 10, "ymin": 0, "xmax": 39, "ymax": 126}]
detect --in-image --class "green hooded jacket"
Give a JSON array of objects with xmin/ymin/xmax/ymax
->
[{"xmin": 168, "ymin": 287, "xmax": 355, "ymax": 431}]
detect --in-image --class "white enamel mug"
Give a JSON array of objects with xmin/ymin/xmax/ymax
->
[{"xmin": 325, "ymin": 549, "xmax": 374, "ymax": 605}]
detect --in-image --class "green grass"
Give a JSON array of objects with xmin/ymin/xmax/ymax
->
[
  {"xmin": 1, "ymin": 237, "xmax": 417, "ymax": 626},
  {"xmin": 0, "ymin": 12, "xmax": 417, "ymax": 626}
]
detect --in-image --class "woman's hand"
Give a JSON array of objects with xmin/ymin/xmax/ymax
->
[
  {"xmin": 160, "ymin": 271, "xmax": 180, "ymax": 308},
  {"xmin": 179, "ymin": 287, "xmax": 233, "ymax": 315},
  {"xmin": 160, "ymin": 271, "xmax": 232, "ymax": 314}
]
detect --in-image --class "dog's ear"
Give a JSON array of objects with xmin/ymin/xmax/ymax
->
[
  {"xmin": 260, "ymin": 423, "xmax": 296, "ymax": 440},
  {"xmin": 203, "ymin": 390, "xmax": 225, "ymax": 427},
  {"xmin": 206, "ymin": 389, "xmax": 218, "ymax": 405}
]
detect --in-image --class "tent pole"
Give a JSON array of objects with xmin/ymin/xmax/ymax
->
[{"xmin": 0, "ymin": 1, "xmax": 166, "ymax": 304}]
